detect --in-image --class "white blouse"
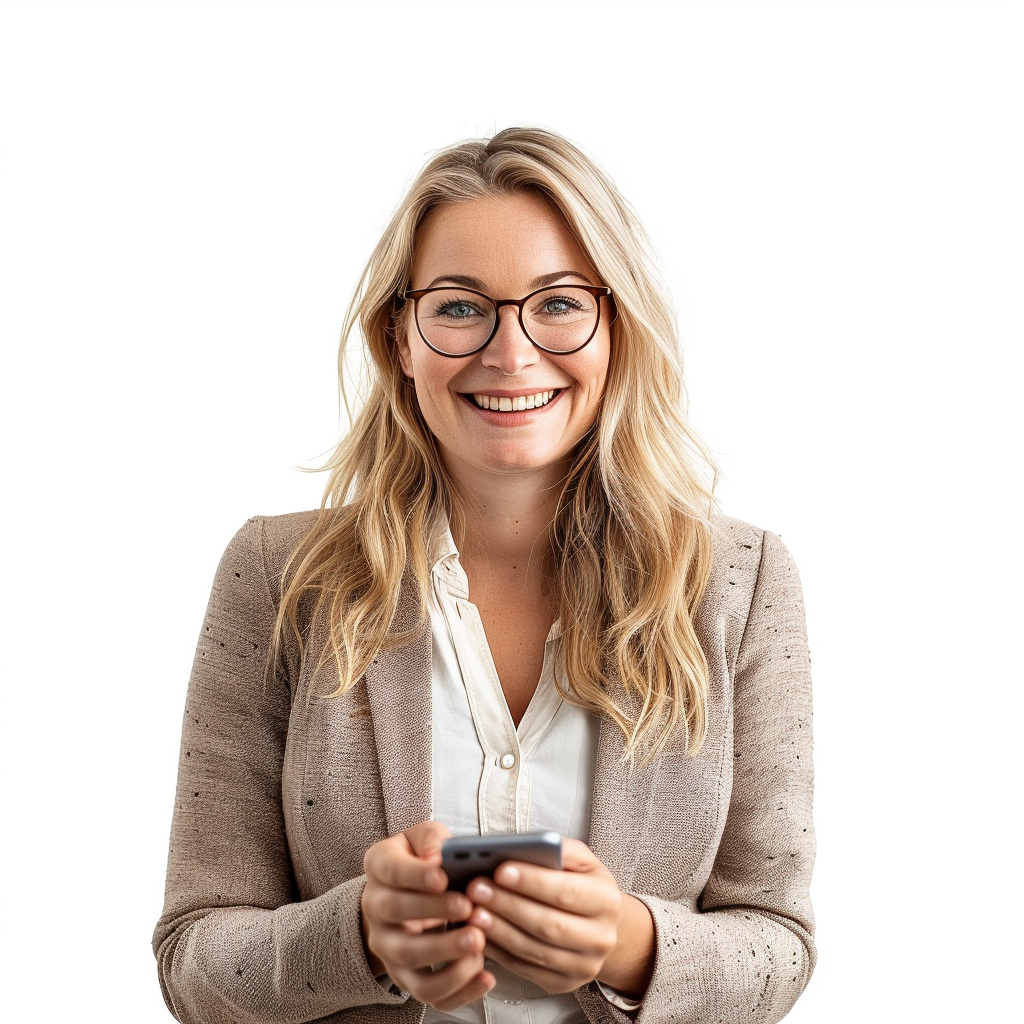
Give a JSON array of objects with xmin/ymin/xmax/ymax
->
[{"xmin": 420, "ymin": 527, "xmax": 638, "ymax": 1024}]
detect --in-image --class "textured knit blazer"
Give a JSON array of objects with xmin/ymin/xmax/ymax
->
[{"xmin": 153, "ymin": 511, "xmax": 815, "ymax": 1024}]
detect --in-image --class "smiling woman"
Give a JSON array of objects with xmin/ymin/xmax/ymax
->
[
  {"xmin": 398, "ymin": 193, "xmax": 611, "ymax": 485},
  {"xmin": 153, "ymin": 127, "xmax": 816, "ymax": 1024}
]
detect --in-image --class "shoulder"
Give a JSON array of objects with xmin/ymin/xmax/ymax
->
[
  {"xmin": 709, "ymin": 512, "xmax": 801, "ymax": 568},
  {"xmin": 221, "ymin": 510, "xmax": 321, "ymax": 581},
  {"xmin": 703, "ymin": 513, "xmax": 802, "ymax": 623},
  {"xmin": 709, "ymin": 513, "xmax": 764, "ymax": 556}
]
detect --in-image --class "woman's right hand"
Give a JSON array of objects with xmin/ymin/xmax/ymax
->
[{"xmin": 361, "ymin": 821, "xmax": 496, "ymax": 1012}]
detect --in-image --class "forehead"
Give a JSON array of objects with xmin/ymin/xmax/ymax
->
[{"xmin": 411, "ymin": 192, "xmax": 596, "ymax": 287}]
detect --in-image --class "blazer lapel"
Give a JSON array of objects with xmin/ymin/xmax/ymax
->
[
  {"xmin": 360, "ymin": 574, "xmax": 667, "ymax": 878},
  {"xmin": 587, "ymin": 674, "xmax": 659, "ymax": 890},
  {"xmin": 364, "ymin": 570, "xmax": 433, "ymax": 837}
]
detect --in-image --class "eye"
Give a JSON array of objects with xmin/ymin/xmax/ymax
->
[
  {"xmin": 548, "ymin": 295, "xmax": 583, "ymax": 314},
  {"xmin": 426, "ymin": 290, "xmax": 491, "ymax": 323},
  {"xmin": 417, "ymin": 289, "xmax": 494, "ymax": 342},
  {"xmin": 434, "ymin": 300, "xmax": 481, "ymax": 320},
  {"xmin": 532, "ymin": 292, "xmax": 588, "ymax": 319}
]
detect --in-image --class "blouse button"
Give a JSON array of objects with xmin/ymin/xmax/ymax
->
[{"xmin": 499, "ymin": 753, "xmax": 516, "ymax": 769}]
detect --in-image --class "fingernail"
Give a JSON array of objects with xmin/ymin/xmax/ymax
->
[
  {"xmin": 473, "ymin": 880, "xmax": 494, "ymax": 901},
  {"xmin": 498, "ymin": 865, "xmax": 520, "ymax": 885},
  {"xmin": 474, "ymin": 908, "xmax": 493, "ymax": 928},
  {"xmin": 457, "ymin": 930, "xmax": 478, "ymax": 952}
]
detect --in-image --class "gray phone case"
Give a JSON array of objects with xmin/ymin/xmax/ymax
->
[{"xmin": 441, "ymin": 830, "xmax": 562, "ymax": 891}]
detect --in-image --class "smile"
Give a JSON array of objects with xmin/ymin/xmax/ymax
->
[{"xmin": 470, "ymin": 390, "xmax": 560, "ymax": 412}]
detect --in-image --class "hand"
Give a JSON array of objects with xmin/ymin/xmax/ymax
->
[
  {"xmin": 464, "ymin": 838, "xmax": 655, "ymax": 998},
  {"xmin": 361, "ymin": 821, "xmax": 496, "ymax": 1012}
]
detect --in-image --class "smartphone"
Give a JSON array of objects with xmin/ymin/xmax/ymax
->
[{"xmin": 441, "ymin": 831, "xmax": 562, "ymax": 892}]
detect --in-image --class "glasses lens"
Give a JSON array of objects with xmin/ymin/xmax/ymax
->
[
  {"xmin": 523, "ymin": 287, "xmax": 600, "ymax": 352},
  {"xmin": 415, "ymin": 289, "xmax": 496, "ymax": 355}
]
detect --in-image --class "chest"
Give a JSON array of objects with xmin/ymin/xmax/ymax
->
[
  {"xmin": 429, "ymin": 581, "xmax": 596, "ymax": 839},
  {"xmin": 452, "ymin": 547, "xmax": 556, "ymax": 725},
  {"xmin": 280, "ymin": 586, "xmax": 740, "ymax": 905},
  {"xmin": 472, "ymin": 594, "xmax": 553, "ymax": 726}
]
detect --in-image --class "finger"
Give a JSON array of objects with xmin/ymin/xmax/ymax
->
[
  {"xmin": 398, "ymin": 917, "xmax": 447, "ymax": 933},
  {"xmin": 374, "ymin": 922, "xmax": 486, "ymax": 972},
  {"xmin": 475, "ymin": 863, "xmax": 620, "ymax": 918},
  {"xmin": 404, "ymin": 820, "xmax": 453, "ymax": 861},
  {"xmin": 365, "ymin": 837, "xmax": 448, "ymax": 893},
  {"xmin": 558, "ymin": 837, "xmax": 601, "ymax": 871},
  {"xmin": 429, "ymin": 967, "xmax": 496, "ymax": 1014},
  {"xmin": 480, "ymin": 940, "xmax": 578, "ymax": 996},
  {"xmin": 364, "ymin": 886, "xmax": 473, "ymax": 927},
  {"xmin": 471, "ymin": 899, "xmax": 611, "ymax": 964},
  {"xmin": 498, "ymin": 839, "xmax": 605, "ymax": 895},
  {"xmin": 401, "ymin": 959, "xmax": 496, "ymax": 1015}
]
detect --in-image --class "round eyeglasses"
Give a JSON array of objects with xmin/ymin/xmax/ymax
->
[{"xmin": 401, "ymin": 285, "xmax": 614, "ymax": 358}]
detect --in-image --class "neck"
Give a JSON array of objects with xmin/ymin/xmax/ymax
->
[{"xmin": 448, "ymin": 469, "xmax": 564, "ymax": 589}]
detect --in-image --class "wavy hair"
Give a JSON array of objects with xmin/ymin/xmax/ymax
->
[{"xmin": 273, "ymin": 127, "xmax": 718, "ymax": 760}]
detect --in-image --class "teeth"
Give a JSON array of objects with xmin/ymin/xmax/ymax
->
[{"xmin": 473, "ymin": 390, "xmax": 557, "ymax": 411}]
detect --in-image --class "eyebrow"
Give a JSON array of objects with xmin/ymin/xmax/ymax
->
[{"xmin": 425, "ymin": 270, "xmax": 596, "ymax": 290}]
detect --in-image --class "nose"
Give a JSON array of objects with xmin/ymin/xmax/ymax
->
[{"xmin": 480, "ymin": 305, "xmax": 540, "ymax": 375}]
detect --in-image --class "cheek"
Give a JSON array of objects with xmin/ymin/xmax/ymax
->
[
  {"xmin": 407, "ymin": 354, "xmax": 460, "ymax": 421},
  {"xmin": 580, "ymin": 343, "xmax": 611, "ymax": 404}
]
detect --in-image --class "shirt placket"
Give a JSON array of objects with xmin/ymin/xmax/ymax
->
[
  {"xmin": 427, "ymin": 541, "xmax": 593, "ymax": 1024},
  {"xmin": 454, "ymin": 597, "xmax": 522, "ymax": 833},
  {"xmin": 432, "ymin": 557, "xmax": 520, "ymax": 833}
]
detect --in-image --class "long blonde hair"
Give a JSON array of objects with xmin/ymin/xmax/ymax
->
[{"xmin": 274, "ymin": 127, "xmax": 718, "ymax": 760}]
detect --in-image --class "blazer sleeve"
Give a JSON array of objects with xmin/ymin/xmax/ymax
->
[
  {"xmin": 582, "ymin": 529, "xmax": 816, "ymax": 1024},
  {"xmin": 152, "ymin": 517, "xmax": 409, "ymax": 1024}
]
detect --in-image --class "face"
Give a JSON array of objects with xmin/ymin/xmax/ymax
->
[{"xmin": 398, "ymin": 192, "xmax": 611, "ymax": 493}]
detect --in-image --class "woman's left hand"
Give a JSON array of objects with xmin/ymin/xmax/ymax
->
[{"xmin": 464, "ymin": 838, "xmax": 655, "ymax": 997}]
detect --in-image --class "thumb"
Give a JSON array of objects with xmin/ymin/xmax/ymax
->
[
  {"xmin": 404, "ymin": 820, "xmax": 452, "ymax": 862},
  {"xmin": 560, "ymin": 837, "xmax": 603, "ymax": 872}
]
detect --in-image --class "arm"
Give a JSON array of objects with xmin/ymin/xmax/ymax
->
[
  {"xmin": 450, "ymin": 530, "xmax": 814, "ymax": 1022},
  {"xmin": 643, "ymin": 529, "xmax": 815, "ymax": 1022},
  {"xmin": 580, "ymin": 529, "xmax": 816, "ymax": 1024},
  {"xmin": 152, "ymin": 518, "xmax": 408, "ymax": 1024}
]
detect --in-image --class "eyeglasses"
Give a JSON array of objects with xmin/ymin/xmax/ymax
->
[{"xmin": 401, "ymin": 285, "xmax": 614, "ymax": 358}]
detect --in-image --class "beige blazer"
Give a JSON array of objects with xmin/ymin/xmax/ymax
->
[{"xmin": 153, "ymin": 511, "xmax": 815, "ymax": 1024}]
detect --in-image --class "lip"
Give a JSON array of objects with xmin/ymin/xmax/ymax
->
[{"xmin": 459, "ymin": 388, "xmax": 565, "ymax": 399}]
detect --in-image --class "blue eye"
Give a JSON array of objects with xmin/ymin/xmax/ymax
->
[
  {"xmin": 536, "ymin": 294, "xmax": 586, "ymax": 318},
  {"xmin": 434, "ymin": 300, "xmax": 483, "ymax": 321}
]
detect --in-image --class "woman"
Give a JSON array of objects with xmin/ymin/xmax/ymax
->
[{"xmin": 153, "ymin": 127, "xmax": 815, "ymax": 1024}]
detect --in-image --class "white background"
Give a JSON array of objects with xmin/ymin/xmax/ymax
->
[{"xmin": 2, "ymin": 0, "xmax": 1021, "ymax": 1019}]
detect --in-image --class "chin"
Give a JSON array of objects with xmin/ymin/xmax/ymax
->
[
  {"xmin": 481, "ymin": 447, "xmax": 571, "ymax": 476},
  {"xmin": 447, "ymin": 440, "xmax": 554, "ymax": 475}
]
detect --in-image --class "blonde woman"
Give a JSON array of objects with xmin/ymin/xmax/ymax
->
[{"xmin": 154, "ymin": 128, "xmax": 815, "ymax": 1024}]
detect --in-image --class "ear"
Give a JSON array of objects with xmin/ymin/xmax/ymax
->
[
  {"xmin": 397, "ymin": 332, "xmax": 414, "ymax": 380},
  {"xmin": 392, "ymin": 302, "xmax": 415, "ymax": 380}
]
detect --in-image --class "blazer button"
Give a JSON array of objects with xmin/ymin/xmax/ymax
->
[{"xmin": 499, "ymin": 753, "xmax": 516, "ymax": 769}]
